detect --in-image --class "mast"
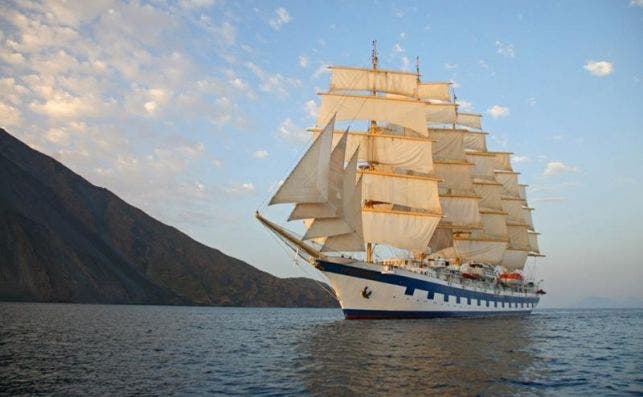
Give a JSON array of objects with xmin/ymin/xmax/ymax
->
[{"xmin": 366, "ymin": 40, "xmax": 378, "ymax": 263}]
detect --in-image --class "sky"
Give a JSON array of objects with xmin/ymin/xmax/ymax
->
[{"xmin": 1, "ymin": 0, "xmax": 642, "ymax": 308}]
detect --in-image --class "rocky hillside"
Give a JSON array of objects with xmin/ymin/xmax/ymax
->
[{"xmin": 0, "ymin": 128, "xmax": 338, "ymax": 307}]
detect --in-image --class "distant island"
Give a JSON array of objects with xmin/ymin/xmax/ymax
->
[{"xmin": 0, "ymin": 128, "xmax": 338, "ymax": 308}]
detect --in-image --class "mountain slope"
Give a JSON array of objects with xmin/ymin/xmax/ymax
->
[{"xmin": 0, "ymin": 128, "xmax": 338, "ymax": 307}]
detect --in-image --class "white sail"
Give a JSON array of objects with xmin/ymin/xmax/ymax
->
[
  {"xmin": 523, "ymin": 206, "xmax": 535, "ymax": 231},
  {"xmin": 329, "ymin": 66, "xmax": 418, "ymax": 97},
  {"xmin": 270, "ymin": 116, "xmax": 334, "ymax": 205},
  {"xmin": 528, "ymin": 231, "xmax": 540, "ymax": 254},
  {"xmin": 288, "ymin": 203, "xmax": 337, "ymax": 220},
  {"xmin": 475, "ymin": 212, "xmax": 508, "ymax": 240},
  {"xmin": 453, "ymin": 238, "xmax": 507, "ymax": 264},
  {"xmin": 288, "ymin": 130, "xmax": 348, "ymax": 220},
  {"xmin": 428, "ymin": 129, "xmax": 465, "ymax": 161},
  {"xmin": 466, "ymin": 151, "xmax": 496, "ymax": 181},
  {"xmin": 305, "ymin": 148, "xmax": 361, "ymax": 240},
  {"xmin": 464, "ymin": 131, "xmax": 487, "ymax": 151},
  {"xmin": 456, "ymin": 112, "xmax": 482, "ymax": 130},
  {"xmin": 312, "ymin": 131, "xmax": 435, "ymax": 174},
  {"xmin": 491, "ymin": 152, "xmax": 513, "ymax": 172},
  {"xmin": 473, "ymin": 181, "xmax": 504, "ymax": 212},
  {"xmin": 507, "ymin": 225, "xmax": 530, "ymax": 250},
  {"xmin": 417, "ymin": 82, "xmax": 451, "ymax": 102},
  {"xmin": 318, "ymin": 93, "xmax": 427, "ymax": 135},
  {"xmin": 428, "ymin": 227, "xmax": 454, "ymax": 253},
  {"xmin": 502, "ymin": 198, "xmax": 526, "ymax": 225},
  {"xmin": 362, "ymin": 207, "xmax": 441, "ymax": 251},
  {"xmin": 495, "ymin": 171, "xmax": 521, "ymax": 198},
  {"xmin": 434, "ymin": 161, "xmax": 475, "ymax": 195},
  {"xmin": 425, "ymin": 103, "xmax": 458, "ymax": 125},
  {"xmin": 501, "ymin": 249, "xmax": 529, "ymax": 270},
  {"xmin": 320, "ymin": 154, "xmax": 364, "ymax": 252},
  {"xmin": 518, "ymin": 184, "xmax": 527, "ymax": 201},
  {"xmin": 303, "ymin": 218, "xmax": 352, "ymax": 239},
  {"xmin": 361, "ymin": 171, "xmax": 441, "ymax": 212},
  {"xmin": 439, "ymin": 195, "xmax": 481, "ymax": 228}
]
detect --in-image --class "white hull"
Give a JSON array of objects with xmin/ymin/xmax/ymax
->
[{"xmin": 316, "ymin": 258, "xmax": 539, "ymax": 319}]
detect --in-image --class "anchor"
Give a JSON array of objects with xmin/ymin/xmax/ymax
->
[{"xmin": 361, "ymin": 286, "xmax": 372, "ymax": 299}]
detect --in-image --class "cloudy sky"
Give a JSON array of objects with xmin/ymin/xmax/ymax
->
[{"xmin": 1, "ymin": 0, "xmax": 642, "ymax": 307}]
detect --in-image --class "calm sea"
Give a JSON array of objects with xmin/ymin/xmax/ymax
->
[{"xmin": 0, "ymin": 303, "xmax": 641, "ymax": 396}]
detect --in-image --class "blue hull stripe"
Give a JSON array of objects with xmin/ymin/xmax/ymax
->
[
  {"xmin": 344, "ymin": 309, "xmax": 533, "ymax": 319},
  {"xmin": 316, "ymin": 260, "xmax": 539, "ymax": 306}
]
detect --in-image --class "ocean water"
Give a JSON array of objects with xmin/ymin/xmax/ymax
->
[{"xmin": 0, "ymin": 304, "xmax": 641, "ymax": 396}]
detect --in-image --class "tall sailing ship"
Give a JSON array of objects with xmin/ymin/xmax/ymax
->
[{"xmin": 256, "ymin": 45, "xmax": 545, "ymax": 319}]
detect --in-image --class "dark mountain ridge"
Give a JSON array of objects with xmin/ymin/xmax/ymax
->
[{"xmin": 0, "ymin": 128, "xmax": 338, "ymax": 307}]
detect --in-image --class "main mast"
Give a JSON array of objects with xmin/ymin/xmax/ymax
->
[{"xmin": 366, "ymin": 40, "xmax": 378, "ymax": 263}]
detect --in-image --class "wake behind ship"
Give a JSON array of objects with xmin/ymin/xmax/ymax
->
[{"xmin": 257, "ymin": 44, "xmax": 545, "ymax": 319}]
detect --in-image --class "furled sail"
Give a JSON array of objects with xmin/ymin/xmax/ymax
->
[
  {"xmin": 270, "ymin": 116, "xmax": 335, "ymax": 204},
  {"xmin": 318, "ymin": 93, "xmax": 427, "ymax": 135},
  {"xmin": 417, "ymin": 82, "xmax": 451, "ymax": 102},
  {"xmin": 329, "ymin": 66, "xmax": 419, "ymax": 97}
]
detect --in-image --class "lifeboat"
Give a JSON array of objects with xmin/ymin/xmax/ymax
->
[{"xmin": 498, "ymin": 272, "xmax": 524, "ymax": 287}]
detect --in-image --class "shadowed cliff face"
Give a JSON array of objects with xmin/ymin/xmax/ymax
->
[{"xmin": 0, "ymin": 128, "xmax": 338, "ymax": 307}]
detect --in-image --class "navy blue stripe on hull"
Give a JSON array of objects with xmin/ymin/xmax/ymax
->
[
  {"xmin": 344, "ymin": 309, "xmax": 533, "ymax": 320},
  {"xmin": 316, "ymin": 260, "xmax": 539, "ymax": 306}
]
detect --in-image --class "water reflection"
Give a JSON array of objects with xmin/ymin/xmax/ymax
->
[{"xmin": 300, "ymin": 316, "xmax": 541, "ymax": 395}]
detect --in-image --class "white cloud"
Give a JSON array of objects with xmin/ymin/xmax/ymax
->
[
  {"xmin": 269, "ymin": 7, "xmax": 291, "ymax": 30},
  {"xmin": 456, "ymin": 100, "xmax": 473, "ymax": 112},
  {"xmin": 253, "ymin": 149, "xmax": 269, "ymax": 159},
  {"xmin": 479, "ymin": 60, "xmax": 489, "ymax": 70},
  {"xmin": 179, "ymin": 0, "xmax": 217, "ymax": 9},
  {"xmin": 444, "ymin": 63, "xmax": 458, "ymax": 70},
  {"xmin": 511, "ymin": 155, "xmax": 530, "ymax": 163},
  {"xmin": 0, "ymin": 102, "xmax": 23, "ymax": 127},
  {"xmin": 277, "ymin": 118, "xmax": 309, "ymax": 144},
  {"xmin": 527, "ymin": 97, "xmax": 536, "ymax": 107},
  {"xmin": 630, "ymin": 0, "xmax": 643, "ymax": 7},
  {"xmin": 393, "ymin": 43, "xmax": 404, "ymax": 53},
  {"xmin": 224, "ymin": 182, "xmax": 256, "ymax": 195},
  {"xmin": 495, "ymin": 41, "xmax": 515, "ymax": 58},
  {"xmin": 487, "ymin": 105, "xmax": 510, "ymax": 118},
  {"xmin": 543, "ymin": 161, "xmax": 578, "ymax": 176},
  {"xmin": 583, "ymin": 60, "xmax": 614, "ymax": 77},
  {"xmin": 298, "ymin": 55, "xmax": 309, "ymax": 68},
  {"xmin": 304, "ymin": 100, "xmax": 319, "ymax": 119},
  {"xmin": 312, "ymin": 62, "xmax": 330, "ymax": 79},
  {"xmin": 246, "ymin": 62, "xmax": 300, "ymax": 97}
]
